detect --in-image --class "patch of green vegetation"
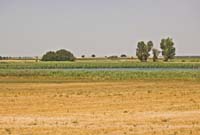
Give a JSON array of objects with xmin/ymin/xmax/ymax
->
[
  {"xmin": 0, "ymin": 60, "xmax": 200, "ymax": 69},
  {"xmin": 0, "ymin": 69, "xmax": 199, "ymax": 82}
]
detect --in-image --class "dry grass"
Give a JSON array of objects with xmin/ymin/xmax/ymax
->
[
  {"xmin": 0, "ymin": 80, "xmax": 200, "ymax": 135},
  {"xmin": 0, "ymin": 60, "xmax": 36, "ymax": 63}
]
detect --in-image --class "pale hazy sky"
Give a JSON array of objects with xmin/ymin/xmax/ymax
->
[{"xmin": 0, "ymin": 0, "xmax": 200, "ymax": 57}]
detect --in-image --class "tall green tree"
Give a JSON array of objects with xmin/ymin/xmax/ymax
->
[
  {"xmin": 160, "ymin": 38, "xmax": 176, "ymax": 61},
  {"xmin": 136, "ymin": 41, "xmax": 153, "ymax": 62},
  {"xmin": 152, "ymin": 48, "xmax": 160, "ymax": 62}
]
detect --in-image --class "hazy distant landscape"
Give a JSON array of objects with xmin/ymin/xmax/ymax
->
[
  {"xmin": 1, "ymin": 0, "xmax": 200, "ymax": 135},
  {"xmin": 1, "ymin": 54, "xmax": 200, "ymax": 135}
]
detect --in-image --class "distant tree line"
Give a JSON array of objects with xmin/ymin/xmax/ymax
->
[
  {"xmin": 0, "ymin": 56, "xmax": 35, "ymax": 60},
  {"xmin": 175, "ymin": 56, "xmax": 200, "ymax": 58},
  {"xmin": 0, "ymin": 37, "xmax": 176, "ymax": 62},
  {"xmin": 136, "ymin": 37, "xmax": 176, "ymax": 62}
]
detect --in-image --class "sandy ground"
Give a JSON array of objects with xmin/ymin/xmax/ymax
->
[{"xmin": 0, "ymin": 81, "xmax": 200, "ymax": 135}]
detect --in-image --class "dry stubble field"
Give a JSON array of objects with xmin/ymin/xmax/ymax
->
[{"xmin": 0, "ymin": 80, "xmax": 200, "ymax": 135}]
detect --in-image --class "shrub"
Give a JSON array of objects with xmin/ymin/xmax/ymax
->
[
  {"xmin": 108, "ymin": 56, "xmax": 118, "ymax": 59},
  {"xmin": 152, "ymin": 48, "xmax": 160, "ymax": 62},
  {"xmin": 91, "ymin": 54, "xmax": 96, "ymax": 58},
  {"xmin": 181, "ymin": 60, "xmax": 185, "ymax": 62},
  {"xmin": 120, "ymin": 54, "xmax": 127, "ymax": 58}
]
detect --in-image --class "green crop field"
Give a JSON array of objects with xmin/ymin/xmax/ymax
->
[
  {"xmin": 0, "ymin": 59, "xmax": 200, "ymax": 83},
  {"xmin": 0, "ymin": 69, "xmax": 199, "ymax": 83},
  {"xmin": 0, "ymin": 59, "xmax": 200, "ymax": 69}
]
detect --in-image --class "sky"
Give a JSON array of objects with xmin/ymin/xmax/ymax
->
[{"xmin": 0, "ymin": 0, "xmax": 200, "ymax": 57}]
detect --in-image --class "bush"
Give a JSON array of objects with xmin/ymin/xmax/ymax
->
[
  {"xmin": 91, "ymin": 54, "xmax": 96, "ymax": 58},
  {"xmin": 120, "ymin": 54, "xmax": 127, "ymax": 58},
  {"xmin": 181, "ymin": 60, "xmax": 185, "ymax": 62},
  {"xmin": 41, "ymin": 49, "xmax": 75, "ymax": 61},
  {"xmin": 108, "ymin": 56, "xmax": 118, "ymax": 59}
]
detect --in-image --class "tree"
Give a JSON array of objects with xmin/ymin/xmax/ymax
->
[
  {"xmin": 56, "ymin": 49, "xmax": 75, "ymax": 61},
  {"xmin": 91, "ymin": 54, "xmax": 96, "ymax": 58},
  {"xmin": 41, "ymin": 49, "xmax": 75, "ymax": 61},
  {"xmin": 160, "ymin": 38, "xmax": 176, "ymax": 61},
  {"xmin": 152, "ymin": 48, "xmax": 160, "ymax": 62},
  {"xmin": 0, "ymin": 56, "xmax": 2, "ymax": 60},
  {"xmin": 81, "ymin": 55, "xmax": 85, "ymax": 58},
  {"xmin": 136, "ymin": 41, "xmax": 153, "ymax": 62},
  {"xmin": 41, "ymin": 51, "xmax": 57, "ymax": 61}
]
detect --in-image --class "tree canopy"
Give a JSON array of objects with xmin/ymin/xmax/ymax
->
[
  {"xmin": 136, "ymin": 41, "xmax": 153, "ymax": 62},
  {"xmin": 41, "ymin": 49, "xmax": 75, "ymax": 61},
  {"xmin": 160, "ymin": 38, "xmax": 176, "ymax": 61}
]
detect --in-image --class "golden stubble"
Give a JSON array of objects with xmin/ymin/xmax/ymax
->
[{"xmin": 0, "ymin": 80, "xmax": 200, "ymax": 135}]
